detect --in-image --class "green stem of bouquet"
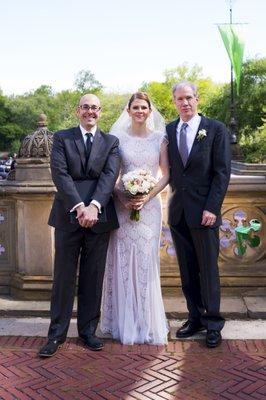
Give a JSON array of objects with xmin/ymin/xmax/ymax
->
[{"xmin": 130, "ymin": 209, "xmax": 140, "ymax": 221}]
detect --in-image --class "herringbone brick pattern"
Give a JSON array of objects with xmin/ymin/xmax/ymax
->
[{"xmin": 0, "ymin": 337, "xmax": 265, "ymax": 400}]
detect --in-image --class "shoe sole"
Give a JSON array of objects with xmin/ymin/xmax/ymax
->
[
  {"xmin": 81, "ymin": 338, "xmax": 104, "ymax": 351},
  {"xmin": 84, "ymin": 344, "xmax": 104, "ymax": 351},
  {"xmin": 206, "ymin": 340, "xmax": 222, "ymax": 348},
  {"xmin": 176, "ymin": 326, "xmax": 206, "ymax": 339},
  {"xmin": 38, "ymin": 344, "xmax": 62, "ymax": 357}
]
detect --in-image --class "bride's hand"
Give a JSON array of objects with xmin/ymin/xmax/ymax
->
[
  {"xmin": 131, "ymin": 194, "xmax": 150, "ymax": 210},
  {"xmin": 116, "ymin": 191, "xmax": 135, "ymax": 210}
]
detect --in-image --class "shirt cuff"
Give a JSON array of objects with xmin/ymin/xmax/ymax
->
[
  {"xmin": 70, "ymin": 202, "xmax": 84, "ymax": 212},
  {"xmin": 91, "ymin": 199, "xmax": 101, "ymax": 213}
]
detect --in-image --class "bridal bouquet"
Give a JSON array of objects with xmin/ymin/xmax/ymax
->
[{"xmin": 122, "ymin": 169, "xmax": 157, "ymax": 221}]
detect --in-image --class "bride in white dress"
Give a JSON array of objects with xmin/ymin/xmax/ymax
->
[{"xmin": 100, "ymin": 92, "xmax": 169, "ymax": 345}]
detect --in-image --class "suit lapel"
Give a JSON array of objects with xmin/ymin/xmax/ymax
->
[
  {"xmin": 170, "ymin": 118, "xmax": 184, "ymax": 169},
  {"xmin": 86, "ymin": 128, "xmax": 105, "ymax": 172},
  {"xmin": 185, "ymin": 115, "xmax": 209, "ymax": 169},
  {"xmin": 74, "ymin": 126, "xmax": 87, "ymax": 171}
]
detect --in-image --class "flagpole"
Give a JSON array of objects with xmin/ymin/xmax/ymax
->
[{"xmin": 229, "ymin": 0, "xmax": 237, "ymax": 144}]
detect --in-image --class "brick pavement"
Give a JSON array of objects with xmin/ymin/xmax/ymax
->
[{"xmin": 0, "ymin": 337, "xmax": 265, "ymax": 400}]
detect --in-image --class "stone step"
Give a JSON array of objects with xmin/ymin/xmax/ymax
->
[
  {"xmin": 1, "ymin": 317, "xmax": 266, "ymax": 340},
  {"xmin": 0, "ymin": 295, "xmax": 265, "ymax": 319}
]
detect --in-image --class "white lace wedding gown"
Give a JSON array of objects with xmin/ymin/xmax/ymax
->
[{"xmin": 100, "ymin": 130, "xmax": 168, "ymax": 345}]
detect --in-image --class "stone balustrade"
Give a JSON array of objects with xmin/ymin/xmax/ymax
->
[{"xmin": 0, "ymin": 171, "xmax": 265, "ymax": 299}]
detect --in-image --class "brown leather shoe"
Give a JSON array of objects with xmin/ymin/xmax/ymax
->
[{"xmin": 176, "ymin": 320, "xmax": 205, "ymax": 338}]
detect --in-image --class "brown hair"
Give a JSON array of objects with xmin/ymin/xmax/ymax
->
[{"xmin": 128, "ymin": 92, "xmax": 151, "ymax": 110}]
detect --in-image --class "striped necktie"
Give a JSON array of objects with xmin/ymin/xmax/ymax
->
[{"xmin": 179, "ymin": 123, "xmax": 188, "ymax": 166}]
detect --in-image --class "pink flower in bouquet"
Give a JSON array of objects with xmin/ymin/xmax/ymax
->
[{"xmin": 122, "ymin": 169, "xmax": 157, "ymax": 221}]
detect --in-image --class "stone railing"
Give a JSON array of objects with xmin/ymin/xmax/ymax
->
[{"xmin": 0, "ymin": 173, "xmax": 265, "ymax": 299}]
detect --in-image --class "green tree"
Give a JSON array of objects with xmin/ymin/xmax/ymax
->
[
  {"xmin": 0, "ymin": 92, "xmax": 24, "ymax": 151},
  {"xmin": 203, "ymin": 57, "xmax": 266, "ymax": 162},
  {"xmin": 53, "ymin": 90, "xmax": 81, "ymax": 130},
  {"xmin": 99, "ymin": 93, "xmax": 129, "ymax": 133},
  {"xmin": 141, "ymin": 63, "xmax": 219, "ymax": 123},
  {"xmin": 240, "ymin": 112, "xmax": 266, "ymax": 163},
  {"xmin": 74, "ymin": 70, "xmax": 103, "ymax": 93},
  {"xmin": 203, "ymin": 57, "xmax": 266, "ymax": 134}
]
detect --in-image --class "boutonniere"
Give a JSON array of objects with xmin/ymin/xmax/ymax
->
[{"xmin": 197, "ymin": 129, "xmax": 207, "ymax": 141}]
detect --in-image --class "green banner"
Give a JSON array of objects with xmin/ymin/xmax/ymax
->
[{"xmin": 218, "ymin": 24, "xmax": 245, "ymax": 94}]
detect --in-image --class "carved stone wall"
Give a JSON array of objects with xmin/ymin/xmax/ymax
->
[
  {"xmin": 159, "ymin": 175, "xmax": 266, "ymax": 295},
  {"xmin": 0, "ymin": 173, "xmax": 265, "ymax": 299},
  {"xmin": 0, "ymin": 202, "xmax": 15, "ymax": 294}
]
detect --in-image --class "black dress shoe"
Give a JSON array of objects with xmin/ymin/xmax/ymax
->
[
  {"xmin": 38, "ymin": 339, "xmax": 63, "ymax": 357},
  {"xmin": 81, "ymin": 335, "xmax": 104, "ymax": 351},
  {"xmin": 176, "ymin": 320, "xmax": 205, "ymax": 338},
  {"xmin": 206, "ymin": 330, "xmax": 222, "ymax": 348}
]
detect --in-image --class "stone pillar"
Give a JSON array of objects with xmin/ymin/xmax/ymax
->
[{"xmin": 0, "ymin": 115, "xmax": 55, "ymax": 299}]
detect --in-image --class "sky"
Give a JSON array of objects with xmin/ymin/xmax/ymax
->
[{"xmin": 0, "ymin": 0, "xmax": 265, "ymax": 95}]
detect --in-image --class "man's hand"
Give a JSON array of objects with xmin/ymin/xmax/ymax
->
[
  {"xmin": 77, "ymin": 204, "xmax": 98, "ymax": 228},
  {"xmin": 201, "ymin": 210, "xmax": 217, "ymax": 226},
  {"xmin": 75, "ymin": 204, "xmax": 86, "ymax": 220}
]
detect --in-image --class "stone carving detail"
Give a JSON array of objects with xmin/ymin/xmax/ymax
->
[
  {"xmin": 18, "ymin": 114, "xmax": 53, "ymax": 158},
  {"xmin": 160, "ymin": 207, "xmax": 265, "ymax": 265},
  {"xmin": 0, "ymin": 244, "xmax": 5, "ymax": 256},
  {"xmin": 160, "ymin": 225, "xmax": 175, "ymax": 256},
  {"xmin": 220, "ymin": 207, "xmax": 265, "ymax": 263}
]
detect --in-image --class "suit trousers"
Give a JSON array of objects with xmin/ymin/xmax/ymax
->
[
  {"xmin": 48, "ymin": 227, "xmax": 110, "ymax": 342},
  {"xmin": 170, "ymin": 213, "xmax": 225, "ymax": 331}
]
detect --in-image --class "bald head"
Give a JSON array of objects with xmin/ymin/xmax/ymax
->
[
  {"xmin": 77, "ymin": 94, "xmax": 102, "ymax": 130},
  {"xmin": 79, "ymin": 94, "xmax": 101, "ymax": 107}
]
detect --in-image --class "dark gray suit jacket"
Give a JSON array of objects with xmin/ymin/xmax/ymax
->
[
  {"xmin": 48, "ymin": 126, "xmax": 120, "ymax": 233},
  {"xmin": 166, "ymin": 115, "xmax": 231, "ymax": 228}
]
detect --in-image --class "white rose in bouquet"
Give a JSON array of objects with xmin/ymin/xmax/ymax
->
[{"xmin": 121, "ymin": 169, "xmax": 157, "ymax": 221}]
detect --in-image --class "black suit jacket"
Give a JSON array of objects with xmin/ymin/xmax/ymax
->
[
  {"xmin": 166, "ymin": 115, "xmax": 231, "ymax": 228},
  {"xmin": 48, "ymin": 126, "xmax": 120, "ymax": 233}
]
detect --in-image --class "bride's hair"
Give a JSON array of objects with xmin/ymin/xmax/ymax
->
[
  {"xmin": 128, "ymin": 92, "xmax": 151, "ymax": 110},
  {"xmin": 110, "ymin": 92, "xmax": 165, "ymax": 135}
]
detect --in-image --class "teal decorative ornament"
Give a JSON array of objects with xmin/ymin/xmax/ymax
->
[{"xmin": 235, "ymin": 219, "xmax": 262, "ymax": 256}]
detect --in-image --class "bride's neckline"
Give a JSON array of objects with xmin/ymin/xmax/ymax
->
[{"xmin": 126, "ymin": 129, "xmax": 152, "ymax": 139}]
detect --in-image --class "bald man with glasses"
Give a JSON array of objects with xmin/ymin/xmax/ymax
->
[{"xmin": 39, "ymin": 94, "xmax": 120, "ymax": 357}]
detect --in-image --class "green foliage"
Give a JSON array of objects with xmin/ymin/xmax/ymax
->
[
  {"xmin": 203, "ymin": 57, "xmax": 266, "ymax": 131},
  {"xmin": 140, "ymin": 81, "xmax": 175, "ymax": 123},
  {"xmin": 0, "ymin": 94, "xmax": 23, "ymax": 151},
  {"xmin": 237, "ymin": 57, "xmax": 266, "ymax": 135},
  {"xmin": 239, "ymin": 113, "xmax": 266, "ymax": 163},
  {"xmin": 74, "ymin": 70, "xmax": 103, "ymax": 93},
  {"xmin": 141, "ymin": 63, "xmax": 219, "ymax": 123},
  {"xmin": 98, "ymin": 93, "xmax": 129, "ymax": 133},
  {"xmin": 0, "ymin": 60, "xmax": 265, "ymax": 164}
]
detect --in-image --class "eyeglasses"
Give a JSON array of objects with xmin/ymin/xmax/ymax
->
[{"xmin": 79, "ymin": 104, "xmax": 101, "ymax": 112}]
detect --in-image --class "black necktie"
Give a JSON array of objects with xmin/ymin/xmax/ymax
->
[
  {"xmin": 85, "ymin": 132, "xmax": 93, "ymax": 157},
  {"xmin": 179, "ymin": 123, "xmax": 189, "ymax": 166}
]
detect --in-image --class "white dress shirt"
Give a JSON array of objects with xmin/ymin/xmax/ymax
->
[
  {"xmin": 79, "ymin": 124, "xmax": 97, "ymax": 146},
  {"xmin": 70, "ymin": 125, "xmax": 101, "ymax": 213},
  {"xmin": 176, "ymin": 114, "xmax": 201, "ymax": 155}
]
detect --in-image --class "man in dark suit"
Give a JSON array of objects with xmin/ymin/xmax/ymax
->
[
  {"xmin": 39, "ymin": 94, "xmax": 120, "ymax": 357},
  {"xmin": 166, "ymin": 82, "xmax": 231, "ymax": 348}
]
